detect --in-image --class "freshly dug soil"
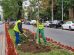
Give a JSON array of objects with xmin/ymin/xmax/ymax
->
[{"xmin": 18, "ymin": 29, "xmax": 51, "ymax": 53}]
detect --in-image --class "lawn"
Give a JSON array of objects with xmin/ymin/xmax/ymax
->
[
  {"xmin": 17, "ymin": 49, "xmax": 74, "ymax": 55},
  {"xmin": 8, "ymin": 29, "xmax": 74, "ymax": 55},
  {"xmin": 8, "ymin": 29, "xmax": 15, "ymax": 43}
]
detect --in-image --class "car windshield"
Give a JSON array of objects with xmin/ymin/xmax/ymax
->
[{"xmin": 52, "ymin": 20, "xmax": 59, "ymax": 24}]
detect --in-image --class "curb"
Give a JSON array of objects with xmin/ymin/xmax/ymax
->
[
  {"xmin": 24, "ymin": 28, "xmax": 74, "ymax": 52},
  {"xmin": 5, "ymin": 24, "xmax": 18, "ymax": 55}
]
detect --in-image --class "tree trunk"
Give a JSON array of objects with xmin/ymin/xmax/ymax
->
[
  {"xmin": 17, "ymin": 0, "xmax": 22, "ymax": 19},
  {"xmin": 69, "ymin": 8, "xmax": 74, "ymax": 20}
]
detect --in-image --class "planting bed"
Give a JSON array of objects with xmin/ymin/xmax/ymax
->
[
  {"xmin": 8, "ymin": 28, "xmax": 74, "ymax": 55},
  {"xmin": 18, "ymin": 29, "xmax": 51, "ymax": 53}
]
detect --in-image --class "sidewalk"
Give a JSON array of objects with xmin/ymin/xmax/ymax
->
[{"xmin": 0, "ymin": 24, "xmax": 5, "ymax": 55}]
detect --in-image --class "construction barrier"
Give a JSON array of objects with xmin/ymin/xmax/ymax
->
[{"xmin": 5, "ymin": 24, "xmax": 18, "ymax": 55}]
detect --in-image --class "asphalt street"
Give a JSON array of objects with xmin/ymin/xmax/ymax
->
[
  {"xmin": 22, "ymin": 24, "xmax": 74, "ymax": 48},
  {"xmin": 0, "ymin": 21, "xmax": 5, "ymax": 55}
]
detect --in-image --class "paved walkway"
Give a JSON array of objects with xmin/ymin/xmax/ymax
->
[{"xmin": 0, "ymin": 23, "xmax": 5, "ymax": 55}]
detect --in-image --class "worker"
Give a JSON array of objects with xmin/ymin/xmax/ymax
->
[
  {"xmin": 13, "ymin": 18, "xmax": 25, "ymax": 45},
  {"xmin": 36, "ymin": 19, "xmax": 47, "ymax": 45}
]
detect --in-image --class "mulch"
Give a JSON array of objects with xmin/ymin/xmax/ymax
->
[{"xmin": 18, "ymin": 29, "xmax": 51, "ymax": 53}]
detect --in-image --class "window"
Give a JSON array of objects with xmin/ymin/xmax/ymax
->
[{"xmin": 66, "ymin": 21, "xmax": 71, "ymax": 24}]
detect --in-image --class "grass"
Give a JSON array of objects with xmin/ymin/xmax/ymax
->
[
  {"xmin": 8, "ymin": 29, "xmax": 15, "ymax": 44},
  {"xmin": 17, "ymin": 49, "xmax": 74, "ymax": 55},
  {"xmin": 8, "ymin": 29, "xmax": 74, "ymax": 55}
]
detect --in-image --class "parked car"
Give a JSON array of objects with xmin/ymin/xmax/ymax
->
[
  {"xmin": 25, "ymin": 21, "xmax": 30, "ymax": 25},
  {"xmin": 49, "ymin": 20, "xmax": 64, "ymax": 28},
  {"xmin": 30, "ymin": 20, "xmax": 36, "ymax": 25},
  {"xmin": 62, "ymin": 21, "xmax": 74, "ymax": 30},
  {"xmin": 0, "ymin": 21, "xmax": 3, "ymax": 24},
  {"xmin": 43, "ymin": 21, "xmax": 51, "ymax": 27}
]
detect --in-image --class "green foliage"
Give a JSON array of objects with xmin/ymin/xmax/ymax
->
[
  {"xmin": 2, "ymin": 0, "xmax": 23, "ymax": 20},
  {"xmin": 17, "ymin": 50, "xmax": 74, "ymax": 55},
  {"xmin": 8, "ymin": 29, "xmax": 15, "ymax": 43},
  {"xmin": 53, "ymin": 0, "xmax": 74, "ymax": 20},
  {"xmin": 39, "ymin": 0, "xmax": 74, "ymax": 20},
  {"xmin": 28, "ymin": 0, "xmax": 39, "ymax": 20},
  {"xmin": 53, "ymin": 0, "xmax": 70, "ymax": 20},
  {"xmin": 2, "ymin": 0, "xmax": 74, "ymax": 20}
]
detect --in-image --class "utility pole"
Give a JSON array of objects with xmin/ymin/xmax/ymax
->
[
  {"xmin": 51, "ymin": 0, "xmax": 54, "ymax": 21},
  {"xmin": 62, "ymin": 0, "xmax": 64, "ymax": 21}
]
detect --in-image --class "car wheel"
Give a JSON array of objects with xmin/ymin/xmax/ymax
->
[
  {"xmin": 54, "ymin": 25, "xmax": 57, "ymax": 28},
  {"xmin": 61, "ymin": 26, "xmax": 64, "ymax": 30},
  {"xmin": 49, "ymin": 25, "xmax": 52, "ymax": 28},
  {"xmin": 69, "ymin": 26, "xmax": 72, "ymax": 31}
]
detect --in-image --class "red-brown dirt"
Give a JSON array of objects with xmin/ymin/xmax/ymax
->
[{"xmin": 18, "ymin": 29, "xmax": 51, "ymax": 53}]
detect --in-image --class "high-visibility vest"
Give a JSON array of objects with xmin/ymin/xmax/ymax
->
[
  {"xmin": 38, "ymin": 23, "xmax": 44, "ymax": 29},
  {"xmin": 13, "ymin": 20, "xmax": 21, "ymax": 32}
]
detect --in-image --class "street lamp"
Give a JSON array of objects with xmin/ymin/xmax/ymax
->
[
  {"xmin": 51, "ymin": 0, "xmax": 54, "ymax": 21},
  {"xmin": 62, "ymin": 0, "xmax": 64, "ymax": 21}
]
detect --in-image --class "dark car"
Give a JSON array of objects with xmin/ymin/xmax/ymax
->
[
  {"xmin": 49, "ymin": 20, "xmax": 64, "ymax": 28},
  {"xmin": 25, "ymin": 21, "xmax": 30, "ymax": 25}
]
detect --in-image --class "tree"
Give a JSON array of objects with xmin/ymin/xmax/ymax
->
[
  {"xmin": 39, "ymin": 0, "xmax": 50, "ymax": 20},
  {"xmin": 28, "ymin": 0, "xmax": 37, "ymax": 20},
  {"xmin": 2, "ymin": 0, "xmax": 23, "ymax": 20},
  {"xmin": 50, "ymin": 0, "xmax": 70, "ymax": 20}
]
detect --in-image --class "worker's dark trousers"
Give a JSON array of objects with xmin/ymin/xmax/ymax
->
[{"xmin": 15, "ymin": 31, "xmax": 20, "ymax": 45}]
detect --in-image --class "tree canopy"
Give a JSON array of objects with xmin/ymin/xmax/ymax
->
[
  {"xmin": 2, "ymin": 0, "xmax": 23, "ymax": 20},
  {"xmin": 1, "ymin": 0, "xmax": 74, "ymax": 21}
]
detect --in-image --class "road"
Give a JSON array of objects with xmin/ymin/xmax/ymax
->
[
  {"xmin": 22, "ymin": 24, "xmax": 74, "ymax": 48},
  {"xmin": 0, "ymin": 21, "xmax": 5, "ymax": 55}
]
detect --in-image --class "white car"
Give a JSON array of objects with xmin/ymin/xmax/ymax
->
[
  {"xmin": 30, "ymin": 20, "xmax": 36, "ymax": 25},
  {"xmin": 62, "ymin": 21, "xmax": 74, "ymax": 30},
  {"xmin": 43, "ymin": 21, "xmax": 51, "ymax": 27},
  {"xmin": 0, "ymin": 21, "xmax": 3, "ymax": 25}
]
